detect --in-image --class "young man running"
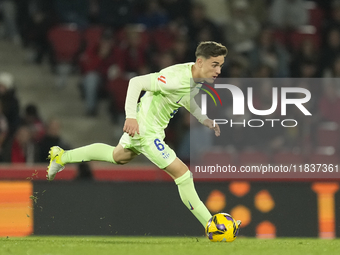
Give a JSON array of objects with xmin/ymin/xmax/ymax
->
[{"xmin": 47, "ymin": 41, "xmax": 235, "ymax": 228}]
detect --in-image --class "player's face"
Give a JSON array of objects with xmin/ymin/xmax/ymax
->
[{"xmin": 199, "ymin": 55, "xmax": 224, "ymax": 83}]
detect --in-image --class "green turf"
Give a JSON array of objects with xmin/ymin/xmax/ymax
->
[{"xmin": 1, "ymin": 236, "xmax": 340, "ymax": 255}]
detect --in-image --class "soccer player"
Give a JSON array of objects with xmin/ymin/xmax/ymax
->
[{"xmin": 47, "ymin": 41, "xmax": 235, "ymax": 229}]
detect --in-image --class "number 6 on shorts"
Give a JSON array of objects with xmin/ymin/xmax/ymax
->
[{"xmin": 154, "ymin": 139, "xmax": 165, "ymax": 151}]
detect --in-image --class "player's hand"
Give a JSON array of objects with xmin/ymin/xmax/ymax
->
[
  {"xmin": 123, "ymin": 118, "xmax": 140, "ymax": 137},
  {"xmin": 203, "ymin": 119, "xmax": 220, "ymax": 137}
]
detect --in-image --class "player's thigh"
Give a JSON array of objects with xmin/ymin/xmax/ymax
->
[
  {"xmin": 113, "ymin": 144, "xmax": 138, "ymax": 164},
  {"xmin": 164, "ymin": 157, "xmax": 188, "ymax": 180},
  {"xmin": 141, "ymin": 137, "xmax": 186, "ymax": 178}
]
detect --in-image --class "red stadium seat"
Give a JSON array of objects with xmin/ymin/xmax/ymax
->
[
  {"xmin": 117, "ymin": 25, "xmax": 150, "ymax": 51},
  {"xmin": 83, "ymin": 25, "xmax": 105, "ymax": 48},
  {"xmin": 151, "ymin": 27, "xmax": 176, "ymax": 53},
  {"xmin": 289, "ymin": 29, "xmax": 321, "ymax": 50},
  {"xmin": 48, "ymin": 24, "xmax": 82, "ymax": 62},
  {"xmin": 273, "ymin": 151, "xmax": 305, "ymax": 165},
  {"xmin": 238, "ymin": 151, "xmax": 269, "ymax": 165}
]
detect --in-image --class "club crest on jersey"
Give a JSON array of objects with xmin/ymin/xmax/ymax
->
[
  {"xmin": 162, "ymin": 151, "xmax": 170, "ymax": 159},
  {"xmin": 157, "ymin": 75, "xmax": 167, "ymax": 84}
]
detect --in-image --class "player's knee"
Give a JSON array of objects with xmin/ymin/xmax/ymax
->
[
  {"xmin": 115, "ymin": 159, "xmax": 128, "ymax": 165},
  {"xmin": 112, "ymin": 154, "xmax": 130, "ymax": 165}
]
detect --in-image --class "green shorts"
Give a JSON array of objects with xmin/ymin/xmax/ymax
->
[{"xmin": 118, "ymin": 132, "xmax": 177, "ymax": 169}]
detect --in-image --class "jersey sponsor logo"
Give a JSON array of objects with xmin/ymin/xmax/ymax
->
[{"xmin": 157, "ymin": 75, "xmax": 166, "ymax": 84}]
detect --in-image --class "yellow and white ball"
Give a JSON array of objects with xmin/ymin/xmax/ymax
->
[{"xmin": 205, "ymin": 213, "xmax": 240, "ymax": 242}]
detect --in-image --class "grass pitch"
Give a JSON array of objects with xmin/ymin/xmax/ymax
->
[{"xmin": 1, "ymin": 236, "xmax": 340, "ymax": 255}]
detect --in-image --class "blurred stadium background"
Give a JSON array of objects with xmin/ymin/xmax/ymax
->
[{"xmin": 0, "ymin": 0, "xmax": 340, "ymax": 239}]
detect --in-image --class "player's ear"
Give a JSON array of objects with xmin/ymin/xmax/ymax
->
[{"xmin": 196, "ymin": 57, "xmax": 204, "ymax": 68}]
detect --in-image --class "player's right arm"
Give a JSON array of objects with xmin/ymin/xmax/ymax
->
[{"xmin": 124, "ymin": 74, "xmax": 154, "ymax": 137}]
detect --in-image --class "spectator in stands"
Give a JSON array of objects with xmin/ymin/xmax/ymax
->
[
  {"xmin": 323, "ymin": 55, "xmax": 340, "ymax": 77},
  {"xmin": 159, "ymin": 0, "xmax": 192, "ymax": 22},
  {"xmin": 194, "ymin": 0, "xmax": 230, "ymax": 27},
  {"xmin": 19, "ymin": 0, "xmax": 56, "ymax": 67},
  {"xmin": 151, "ymin": 20, "xmax": 182, "ymax": 52},
  {"xmin": 79, "ymin": 29, "xmax": 123, "ymax": 116},
  {"xmin": 172, "ymin": 37, "xmax": 192, "ymax": 63},
  {"xmin": 107, "ymin": 65, "xmax": 129, "ymax": 125},
  {"xmin": 298, "ymin": 60, "xmax": 318, "ymax": 78},
  {"xmin": 225, "ymin": 0, "xmax": 260, "ymax": 54},
  {"xmin": 196, "ymin": 26, "xmax": 215, "ymax": 44},
  {"xmin": 248, "ymin": 0, "xmax": 270, "ymax": 25},
  {"xmin": 156, "ymin": 51, "xmax": 175, "ymax": 70},
  {"xmin": 38, "ymin": 118, "xmax": 69, "ymax": 162},
  {"xmin": 320, "ymin": 28, "xmax": 340, "ymax": 75},
  {"xmin": 0, "ymin": 0, "xmax": 21, "ymax": 43},
  {"xmin": 136, "ymin": 0, "xmax": 169, "ymax": 29},
  {"xmin": 224, "ymin": 57, "xmax": 249, "ymax": 78},
  {"xmin": 98, "ymin": 0, "xmax": 134, "ymax": 29},
  {"xmin": 14, "ymin": 0, "xmax": 30, "ymax": 46},
  {"xmin": 120, "ymin": 25, "xmax": 149, "ymax": 74},
  {"xmin": 53, "ymin": 0, "xmax": 89, "ymax": 29},
  {"xmin": 148, "ymin": 21, "xmax": 181, "ymax": 66},
  {"xmin": 252, "ymin": 64, "xmax": 273, "ymax": 78},
  {"xmin": 249, "ymin": 27, "xmax": 290, "ymax": 77},
  {"xmin": 322, "ymin": 0, "xmax": 340, "ymax": 45},
  {"xmin": 88, "ymin": 0, "xmax": 100, "ymax": 24},
  {"xmin": 3, "ymin": 124, "xmax": 38, "ymax": 163},
  {"xmin": 318, "ymin": 82, "xmax": 340, "ymax": 124},
  {"xmin": 291, "ymin": 38, "xmax": 319, "ymax": 77},
  {"xmin": 269, "ymin": 0, "xmax": 309, "ymax": 31},
  {"xmin": 0, "ymin": 72, "xmax": 20, "ymax": 137},
  {"xmin": 313, "ymin": 0, "xmax": 332, "ymax": 15},
  {"xmin": 0, "ymin": 101, "xmax": 8, "ymax": 161},
  {"xmin": 22, "ymin": 104, "xmax": 45, "ymax": 143},
  {"xmin": 186, "ymin": 3, "xmax": 224, "ymax": 48}
]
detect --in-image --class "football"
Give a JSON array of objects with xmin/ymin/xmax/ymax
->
[{"xmin": 205, "ymin": 213, "xmax": 241, "ymax": 242}]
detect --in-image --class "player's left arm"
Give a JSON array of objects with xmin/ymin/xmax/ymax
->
[
  {"xmin": 202, "ymin": 118, "xmax": 220, "ymax": 137},
  {"xmin": 184, "ymin": 99, "xmax": 220, "ymax": 137}
]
